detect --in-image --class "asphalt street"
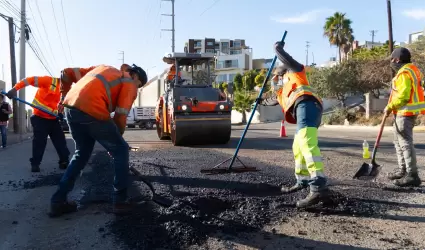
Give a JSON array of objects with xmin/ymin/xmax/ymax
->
[{"xmin": 0, "ymin": 122, "xmax": 424, "ymax": 250}]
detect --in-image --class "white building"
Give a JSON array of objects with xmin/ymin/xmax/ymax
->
[{"xmin": 215, "ymin": 48, "xmax": 253, "ymax": 83}]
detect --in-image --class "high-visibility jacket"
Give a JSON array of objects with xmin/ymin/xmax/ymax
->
[
  {"xmin": 275, "ymin": 68, "xmax": 322, "ymax": 124},
  {"xmin": 62, "ymin": 65, "xmax": 138, "ymax": 122},
  {"xmin": 14, "ymin": 76, "xmax": 61, "ymax": 119},
  {"xmin": 388, "ymin": 63, "xmax": 425, "ymax": 116},
  {"xmin": 167, "ymin": 65, "xmax": 181, "ymax": 81},
  {"xmin": 60, "ymin": 66, "xmax": 97, "ymax": 100}
]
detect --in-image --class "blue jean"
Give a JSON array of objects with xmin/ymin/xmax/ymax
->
[
  {"xmin": 294, "ymin": 99, "xmax": 327, "ymax": 190},
  {"xmin": 0, "ymin": 125, "xmax": 7, "ymax": 147},
  {"xmin": 30, "ymin": 115, "xmax": 70, "ymax": 166},
  {"xmin": 51, "ymin": 107, "xmax": 130, "ymax": 204}
]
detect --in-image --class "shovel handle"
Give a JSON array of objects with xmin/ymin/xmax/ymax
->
[{"xmin": 371, "ymin": 114, "xmax": 387, "ymax": 161}]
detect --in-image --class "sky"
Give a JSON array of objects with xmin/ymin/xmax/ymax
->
[{"xmin": 1, "ymin": 0, "xmax": 425, "ymax": 102}]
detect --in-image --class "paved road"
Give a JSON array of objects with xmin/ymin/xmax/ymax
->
[{"xmin": 0, "ymin": 123, "xmax": 424, "ymax": 250}]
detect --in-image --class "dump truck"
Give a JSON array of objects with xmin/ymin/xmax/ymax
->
[
  {"xmin": 126, "ymin": 107, "xmax": 156, "ymax": 129},
  {"xmin": 155, "ymin": 52, "xmax": 232, "ymax": 146}
]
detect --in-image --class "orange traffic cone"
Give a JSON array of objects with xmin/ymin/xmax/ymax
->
[{"xmin": 280, "ymin": 120, "xmax": 287, "ymax": 137}]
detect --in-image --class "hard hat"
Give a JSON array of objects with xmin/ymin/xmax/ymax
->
[
  {"xmin": 128, "ymin": 64, "xmax": 148, "ymax": 87},
  {"xmin": 391, "ymin": 47, "xmax": 411, "ymax": 62}
]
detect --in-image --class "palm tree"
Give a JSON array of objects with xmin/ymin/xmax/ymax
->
[{"xmin": 323, "ymin": 12, "xmax": 354, "ymax": 63}]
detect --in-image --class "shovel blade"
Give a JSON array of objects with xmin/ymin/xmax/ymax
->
[{"xmin": 353, "ymin": 162, "xmax": 381, "ymax": 180}]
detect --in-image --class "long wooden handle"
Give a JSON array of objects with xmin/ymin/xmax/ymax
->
[{"xmin": 371, "ymin": 114, "xmax": 387, "ymax": 161}]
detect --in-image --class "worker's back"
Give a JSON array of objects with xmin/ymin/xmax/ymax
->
[{"xmin": 63, "ymin": 65, "xmax": 137, "ymax": 121}]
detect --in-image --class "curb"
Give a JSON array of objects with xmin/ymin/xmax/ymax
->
[{"xmin": 322, "ymin": 125, "xmax": 425, "ymax": 132}]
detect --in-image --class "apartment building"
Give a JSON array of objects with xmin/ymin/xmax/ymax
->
[{"xmin": 184, "ymin": 38, "xmax": 253, "ymax": 83}]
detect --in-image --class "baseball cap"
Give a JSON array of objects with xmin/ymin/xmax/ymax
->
[{"xmin": 390, "ymin": 47, "xmax": 411, "ymax": 62}]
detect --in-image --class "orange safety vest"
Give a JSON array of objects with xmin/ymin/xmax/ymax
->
[
  {"xmin": 167, "ymin": 66, "xmax": 181, "ymax": 80},
  {"xmin": 14, "ymin": 76, "xmax": 61, "ymax": 119},
  {"xmin": 63, "ymin": 65, "xmax": 138, "ymax": 121},
  {"xmin": 60, "ymin": 66, "xmax": 97, "ymax": 99},
  {"xmin": 276, "ymin": 68, "xmax": 322, "ymax": 124},
  {"xmin": 388, "ymin": 63, "xmax": 425, "ymax": 116}
]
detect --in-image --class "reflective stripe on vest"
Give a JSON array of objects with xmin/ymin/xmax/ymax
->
[
  {"xmin": 284, "ymin": 85, "xmax": 321, "ymax": 109},
  {"xmin": 87, "ymin": 73, "xmax": 134, "ymax": 113},
  {"xmin": 393, "ymin": 66, "xmax": 425, "ymax": 116},
  {"xmin": 50, "ymin": 78, "xmax": 58, "ymax": 92},
  {"xmin": 24, "ymin": 77, "xmax": 39, "ymax": 87},
  {"xmin": 73, "ymin": 68, "xmax": 82, "ymax": 82},
  {"xmin": 32, "ymin": 98, "xmax": 58, "ymax": 114}
]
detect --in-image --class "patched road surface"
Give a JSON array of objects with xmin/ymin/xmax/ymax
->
[{"xmin": 1, "ymin": 122, "xmax": 424, "ymax": 250}]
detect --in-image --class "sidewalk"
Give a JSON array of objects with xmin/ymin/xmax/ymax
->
[
  {"xmin": 4, "ymin": 132, "xmax": 32, "ymax": 147},
  {"xmin": 0, "ymin": 137, "xmax": 116, "ymax": 249}
]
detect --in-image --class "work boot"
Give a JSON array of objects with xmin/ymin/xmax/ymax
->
[
  {"xmin": 387, "ymin": 168, "xmax": 406, "ymax": 180},
  {"xmin": 281, "ymin": 182, "xmax": 308, "ymax": 194},
  {"xmin": 113, "ymin": 201, "xmax": 135, "ymax": 215},
  {"xmin": 296, "ymin": 188, "xmax": 331, "ymax": 208},
  {"xmin": 58, "ymin": 161, "xmax": 69, "ymax": 170},
  {"xmin": 48, "ymin": 200, "xmax": 78, "ymax": 218},
  {"xmin": 394, "ymin": 172, "xmax": 422, "ymax": 187},
  {"xmin": 31, "ymin": 165, "xmax": 40, "ymax": 173}
]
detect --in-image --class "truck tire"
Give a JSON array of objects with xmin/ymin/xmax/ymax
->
[
  {"xmin": 145, "ymin": 121, "xmax": 154, "ymax": 130},
  {"xmin": 128, "ymin": 124, "xmax": 136, "ymax": 128}
]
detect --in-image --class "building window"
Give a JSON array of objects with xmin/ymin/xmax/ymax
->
[
  {"xmin": 230, "ymin": 50, "xmax": 241, "ymax": 55},
  {"xmin": 224, "ymin": 60, "xmax": 238, "ymax": 68},
  {"xmin": 206, "ymin": 49, "xmax": 215, "ymax": 54},
  {"xmin": 233, "ymin": 41, "xmax": 241, "ymax": 47},
  {"xmin": 195, "ymin": 41, "xmax": 202, "ymax": 47},
  {"xmin": 216, "ymin": 61, "xmax": 224, "ymax": 69},
  {"xmin": 228, "ymin": 74, "xmax": 237, "ymax": 82},
  {"xmin": 216, "ymin": 74, "xmax": 227, "ymax": 83},
  {"xmin": 206, "ymin": 41, "xmax": 214, "ymax": 46}
]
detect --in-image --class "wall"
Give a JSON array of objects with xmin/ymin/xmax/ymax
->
[
  {"xmin": 231, "ymin": 106, "xmax": 284, "ymax": 124},
  {"xmin": 364, "ymin": 93, "xmax": 388, "ymax": 118}
]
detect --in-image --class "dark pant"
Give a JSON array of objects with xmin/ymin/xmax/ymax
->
[
  {"xmin": 51, "ymin": 107, "xmax": 130, "ymax": 204},
  {"xmin": 30, "ymin": 115, "xmax": 70, "ymax": 166},
  {"xmin": 0, "ymin": 125, "xmax": 7, "ymax": 147}
]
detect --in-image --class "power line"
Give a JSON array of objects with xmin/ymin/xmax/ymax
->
[
  {"xmin": 200, "ymin": 0, "xmax": 220, "ymax": 16},
  {"xmin": 50, "ymin": 0, "xmax": 69, "ymax": 65},
  {"xmin": 34, "ymin": 0, "xmax": 57, "ymax": 71},
  {"xmin": 27, "ymin": 0, "xmax": 58, "ymax": 72},
  {"xmin": 60, "ymin": 0, "xmax": 73, "ymax": 64},
  {"xmin": 0, "ymin": 0, "xmax": 21, "ymax": 20},
  {"xmin": 28, "ymin": 39, "xmax": 53, "ymax": 76}
]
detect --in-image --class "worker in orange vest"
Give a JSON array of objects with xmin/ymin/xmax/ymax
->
[
  {"xmin": 257, "ymin": 41, "xmax": 330, "ymax": 208},
  {"xmin": 49, "ymin": 64, "xmax": 147, "ymax": 217},
  {"xmin": 385, "ymin": 47, "xmax": 424, "ymax": 187},
  {"xmin": 4, "ymin": 76, "xmax": 71, "ymax": 172},
  {"xmin": 167, "ymin": 64, "xmax": 182, "ymax": 82}
]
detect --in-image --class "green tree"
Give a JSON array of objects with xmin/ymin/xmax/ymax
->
[
  {"xmin": 408, "ymin": 37, "xmax": 425, "ymax": 74},
  {"xmin": 233, "ymin": 73, "xmax": 243, "ymax": 91},
  {"xmin": 242, "ymin": 70, "xmax": 258, "ymax": 91},
  {"xmin": 254, "ymin": 73, "xmax": 265, "ymax": 87},
  {"xmin": 233, "ymin": 91, "xmax": 255, "ymax": 124},
  {"xmin": 323, "ymin": 12, "xmax": 354, "ymax": 63}
]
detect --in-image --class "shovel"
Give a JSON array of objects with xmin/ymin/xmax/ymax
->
[
  {"xmin": 108, "ymin": 147, "xmax": 172, "ymax": 208},
  {"xmin": 353, "ymin": 114, "xmax": 387, "ymax": 180}
]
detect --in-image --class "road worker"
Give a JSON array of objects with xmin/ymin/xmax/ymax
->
[
  {"xmin": 257, "ymin": 41, "xmax": 330, "ymax": 208},
  {"xmin": 4, "ymin": 76, "xmax": 71, "ymax": 172},
  {"xmin": 385, "ymin": 47, "xmax": 424, "ymax": 187},
  {"xmin": 167, "ymin": 64, "xmax": 182, "ymax": 83},
  {"xmin": 49, "ymin": 64, "xmax": 147, "ymax": 217}
]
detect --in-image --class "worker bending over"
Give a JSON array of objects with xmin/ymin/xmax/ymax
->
[
  {"xmin": 385, "ymin": 47, "xmax": 424, "ymax": 187},
  {"xmin": 257, "ymin": 41, "xmax": 330, "ymax": 208},
  {"xmin": 49, "ymin": 64, "xmax": 147, "ymax": 217},
  {"xmin": 5, "ymin": 76, "xmax": 71, "ymax": 172}
]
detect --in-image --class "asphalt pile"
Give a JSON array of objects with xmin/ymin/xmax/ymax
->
[
  {"xmin": 9, "ymin": 148, "xmax": 413, "ymax": 250},
  {"xmin": 103, "ymin": 148, "xmax": 404, "ymax": 250}
]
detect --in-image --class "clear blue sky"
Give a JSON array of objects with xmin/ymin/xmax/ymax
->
[{"xmin": 1, "ymin": 0, "xmax": 425, "ymax": 101}]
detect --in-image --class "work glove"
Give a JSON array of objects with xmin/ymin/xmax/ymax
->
[
  {"xmin": 5, "ymin": 88, "xmax": 17, "ymax": 99},
  {"xmin": 275, "ymin": 41, "xmax": 285, "ymax": 49}
]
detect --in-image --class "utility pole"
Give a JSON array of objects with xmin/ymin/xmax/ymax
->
[
  {"xmin": 19, "ymin": 0, "xmax": 26, "ymax": 136},
  {"xmin": 118, "ymin": 51, "xmax": 124, "ymax": 64},
  {"xmin": 8, "ymin": 17, "xmax": 19, "ymax": 133},
  {"xmin": 161, "ymin": 0, "xmax": 175, "ymax": 52},
  {"xmin": 386, "ymin": 0, "xmax": 395, "ymax": 77},
  {"xmin": 387, "ymin": 0, "xmax": 394, "ymax": 54},
  {"xmin": 370, "ymin": 30, "xmax": 378, "ymax": 48},
  {"xmin": 305, "ymin": 41, "xmax": 310, "ymax": 66}
]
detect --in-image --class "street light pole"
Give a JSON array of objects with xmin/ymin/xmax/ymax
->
[{"xmin": 386, "ymin": 0, "xmax": 394, "ymax": 54}]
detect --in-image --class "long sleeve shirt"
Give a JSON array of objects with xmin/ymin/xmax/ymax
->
[{"xmin": 386, "ymin": 72, "xmax": 412, "ymax": 111}]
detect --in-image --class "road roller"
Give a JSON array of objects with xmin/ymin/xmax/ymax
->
[{"xmin": 155, "ymin": 52, "xmax": 233, "ymax": 146}]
